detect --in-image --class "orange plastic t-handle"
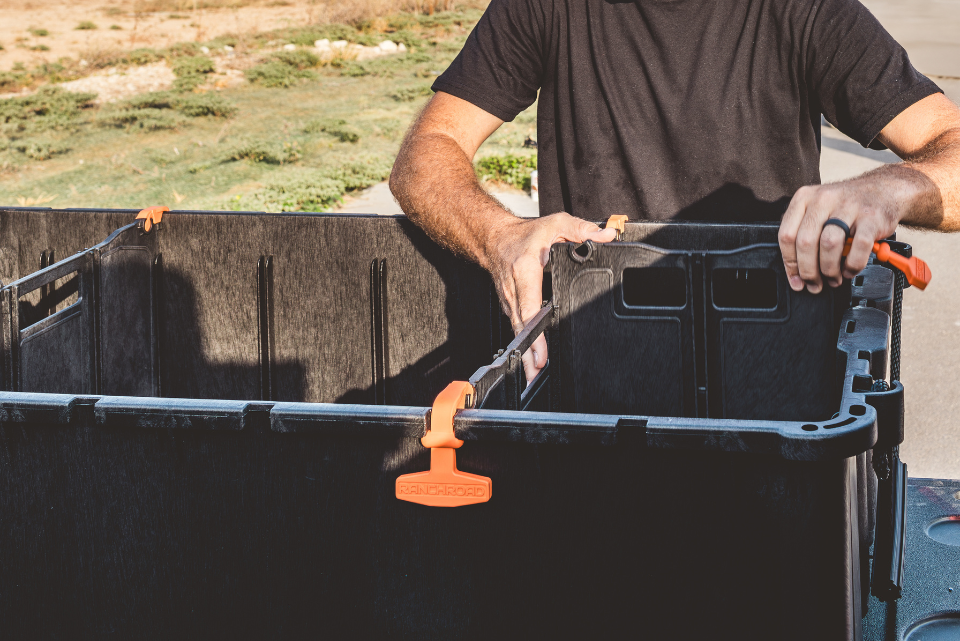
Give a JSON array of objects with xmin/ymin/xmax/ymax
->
[
  {"xmin": 842, "ymin": 238, "xmax": 932, "ymax": 290},
  {"xmin": 606, "ymin": 214, "xmax": 628, "ymax": 240},
  {"xmin": 395, "ymin": 381, "xmax": 492, "ymax": 507},
  {"xmin": 136, "ymin": 205, "xmax": 169, "ymax": 233}
]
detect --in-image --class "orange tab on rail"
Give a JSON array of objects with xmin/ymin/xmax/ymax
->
[
  {"xmin": 136, "ymin": 205, "xmax": 168, "ymax": 233},
  {"xmin": 606, "ymin": 214, "xmax": 628, "ymax": 240},
  {"xmin": 396, "ymin": 381, "xmax": 492, "ymax": 507},
  {"xmin": 843, "ymin": 238, "xmax": 932, "ymax": 290}
]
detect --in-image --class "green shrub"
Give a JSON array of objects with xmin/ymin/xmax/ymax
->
[
  {"xmin": 122, "ymin": 92, "xmax": 177, "ymax": 110},
  {"xmin": 109, "ymin": 24, "xmax": 122, "ymax": 30},
  {"xmin": 386, "ymin": 14, "xmax": 417, "ymax": 30},
  {"xmin": 14, "ymin": 142, "xmax": 70, "ymax": 160},
  {"xmin": 268, "ymin": 49, "xmax": 320, "ymax": 70},
  {"xmin": 172, "ymin": 74, "xmax": 204, "ymax": 93},
  {"xmin": 228, "ymin": 174, "xmax": 346, "ymax": 212},
  {"xmin": 390, "ymin": 29, "xmax": 425, "ymax": 48},
  {"xmin": 187, "ymin": 161, "xmax": 212, "ymax": 174},
  {"xmin": 337, "ymin": 62, "xmax": 370, "ymax": 78},
  {"xmin": 165, "ymin": 41, "xmax": 202, "ymax": 58},
  {"xmin": 171, "ymin": 55, "xmax": 215, "ymax": 77},
  {"xmin": 204, "ymin": 35, "xmax": 239, "ymax": 49},
  {"xmin": 29, "ymin": 28, "xmax": 49, "ymax": 37},
  {"xmin": 223, "ymin": 140, "xmax": 299, "ymax": 164},
  {"xmin": 245, "ymin": 61, "xmax": 316, "ymax": 88},
  {"xmin": 96, "ymin": 108, "xmax": 185, "ymax": 130},
  {"xmin": 329, "ymin": 157, "xmax": 392, "ymax": 190},
  {"xmin": 307, "ymin": 24, "xmax": 380, "ymax": 47},
  {"xmin": 476, "ymin": 153, "xmax": 538, "ymax": 190},
  {"xmin": 75, "ymin": 21, "xmax": 98, "ymax": 30},
  {"xmin": 304, "ymin": 118, "xmax": 361, "ymax": 143},
  {"xmin": 128, "ymin": 48, "xmax": 160, "ymax": 65},
  {"xmin": 0, "ymin": 71, "xmax": 28, "ymax": 93},
  {"xmin": 30, "ymin": 45, "xmax": 51, "ymax": 52},
  {"xmin": 391, "ymin": 85, "xmax": 432, "ymax": 101},
  {"xmin": 0, "ymin": 88, "xmax": 97, "ymax": 135},
  {"xmin": 174, "ymin": 93, "xmax": 237, "ymax": 118},
  {"xmin": 117, "ymin": 91, "xmax": 237, "ymax": 119},
  {"xmin": 226, "ymin": 158, "xmax": 391, "ymax": 212}
]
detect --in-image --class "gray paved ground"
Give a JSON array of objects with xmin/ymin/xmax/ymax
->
[{"xmin": 340, "ymin": 1, "xmax": 960, "ymax": 478}]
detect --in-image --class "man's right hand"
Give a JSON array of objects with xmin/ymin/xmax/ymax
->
[
  {"xmin": 486, "ymin": 213, "xmax": 617, "ymax": 383},
  {"xmin": 390, "ymin": 92, "xmax": 615, "ymax": 383}
]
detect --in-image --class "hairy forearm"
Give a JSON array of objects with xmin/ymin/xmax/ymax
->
[
  {"xmin": 898, "ymin": 126, "xmax": 960, "ymax": 231},
  {"xmin": 389, "ymin": 130, "xmax": 520, "ymax": 271}
]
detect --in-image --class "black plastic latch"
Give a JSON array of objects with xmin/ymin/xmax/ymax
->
[
  {"xmin": 872, "ymin": 458, "xmax": 907, "ymax": 602},
  {"xmin": 864, "ymin": 381, "xmax": 904, "ymax": 449}
]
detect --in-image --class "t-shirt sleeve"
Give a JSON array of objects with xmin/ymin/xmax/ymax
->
[
  {"xmin": 432, "ymin": 0, "xmax": 545, "ymax": 122},
  {"xmin": 807, "ymin": 0, "xmax": 941, "ymax": 150}
]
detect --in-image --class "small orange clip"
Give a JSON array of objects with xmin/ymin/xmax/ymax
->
[
  {"xmin": 843, "ymin": 238, "xmax": 932, "ymax": 290},
  {"xmin": 396, "ymin": 381, "xmax": 492, "ymax": 507},
  {"xmin": 136, "ymin": 206, "xmax": 169, "ymax": 233},
  {"xmin": 606, "ymin": 214, "xmax": 628, "ymax": 240}
]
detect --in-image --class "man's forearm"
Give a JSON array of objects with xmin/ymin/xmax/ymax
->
[
  {"xmin": 389, "ymin": 129, "xmax": 519, "ymax": 272},
  {"xmin": 899, "ymin": 126, "xmax": 960, "ymax": 231}
]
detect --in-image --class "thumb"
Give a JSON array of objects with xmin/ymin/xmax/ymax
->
[
  {"xmin": 583, "ymin": 225, "xmax": 618, "ymax": 243},
  {"xmin": 554, "ymin": 216, "xmax": 617, "ymax": 244}
]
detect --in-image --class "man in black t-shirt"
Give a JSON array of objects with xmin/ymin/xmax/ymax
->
[{"xmin": 390, "ymin": 0, "xmax": 960, "ymax": 381}]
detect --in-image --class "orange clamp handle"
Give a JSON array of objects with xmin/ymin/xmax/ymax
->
[
  {"xmin": 842, "ymin": 238, "xmax": 931, "ymax": 290},
  {"xmin": 606, "ymin": 215, "xmax": 628, "ymax": 240},
  {"xmin": 395, "ymin": 381, "xmax": 492, "ymax": 507},
  {"xmin": 136, "ymin": 205, "xmax": 169, "ymax": 233}
]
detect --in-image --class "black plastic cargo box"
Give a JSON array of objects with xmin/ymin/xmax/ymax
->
[{"xmin": 0, "ymin": 208, "xmax": 903, "ymax": 640}]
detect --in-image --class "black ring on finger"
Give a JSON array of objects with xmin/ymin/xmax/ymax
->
[{"xmin": 823, "ymin": 218, "xmax": 851, "ymax": 239}]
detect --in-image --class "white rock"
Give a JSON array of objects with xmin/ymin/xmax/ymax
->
[
  {"xmin": 314, "ymin": 39, "xmax": 330, "ymax": 49},
  {"xmin": 397, "ymin": 43, "xmax": 407, "ymax": 52},
  {"xmin": 354, "ymin": 46, "xmax": 383, "ymax": 61},
  {"xmin": 224, "ymin": 45, "xmax": 234, "ymax": 52},
  {"xmin": 200, "ymin": 46, "xmax": 210, "ymax": 54},
  {"xmin": 378, "ymin": 40, "xmax": 398, "ymax": 52},
  {"xmin": 283, "ymin": 43, "xmax": 297, "ymax": 51},
  {"xmin": 331, "ymin": 40, "xmax": 348, "ymax": 50}
]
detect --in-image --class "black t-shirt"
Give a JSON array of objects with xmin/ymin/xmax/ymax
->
[{"xmin": 433, "ymin": 0, "xmax": 941, "ymax": 222}]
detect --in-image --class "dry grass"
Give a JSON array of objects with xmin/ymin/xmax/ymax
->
[
  {"xmin": 1, "ymin": 0, "xmax": 487, "ymax": 75},
  {"xmin": 0, "ymin": 5, "xmax": 538, "ymax": 215},
  {"xmin": 126, "ymin": 0, "xmax": 467, "ymax": 21}
]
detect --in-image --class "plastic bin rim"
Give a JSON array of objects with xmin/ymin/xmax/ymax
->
[{"xmin": 0, "ymin": 391, "xmax": 876, "ymax": 461}]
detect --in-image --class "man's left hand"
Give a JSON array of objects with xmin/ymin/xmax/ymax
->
[
  {"xmin": 779, "ymin": 173, "xmax": 915, "ymax": 293},
  {"xmin": 779, "ymin": 92, "xmax": 960, "ymax": 293}
]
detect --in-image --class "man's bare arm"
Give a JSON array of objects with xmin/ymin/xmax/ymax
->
[
  {"xmin": 391, "ymin": 91, "xmax": 615, "ymax": 381},
  {"xmin": 390, "ymin": 92, "xmax": 512, "ymax": 266},
  {"xmin": 780, "ymin": 93, "xmax": 960, "ymax": 293}
]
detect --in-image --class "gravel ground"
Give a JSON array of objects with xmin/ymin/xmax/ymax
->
[{"xmin": 58, "ymin": 61, "xmax": 175, "ymax": 103}]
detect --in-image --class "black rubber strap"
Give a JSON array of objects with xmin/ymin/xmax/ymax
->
[{"xmin": 823, "ymin": 218, "xmax": 851, "ymax": 238}]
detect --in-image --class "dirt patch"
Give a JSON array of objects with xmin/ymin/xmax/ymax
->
[{"xmin": 57, "ymin": 61, "xmax": 175, "ymax": 102}]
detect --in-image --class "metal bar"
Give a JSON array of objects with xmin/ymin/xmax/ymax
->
[
  {"xmin": 468, "ymin": 303, "xmax": 555, "ymax": 408},
  {"xmin": 257, "ymin": 256, "xmax": 276, "ymax": 401},
  {"xmin": 376, "ymin": 259, "xmax": 387, "ymax": 404},
  {"xmin": 519, "ymin": 361, "xmax": 550, "ymax": 410},
  {"xmin": 369, "ymin": 259, "xmax": 379, "ymax": 404},
  {"xmin": 152, "ymin": 253, "xmax": 164, "ymax": 397}
]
